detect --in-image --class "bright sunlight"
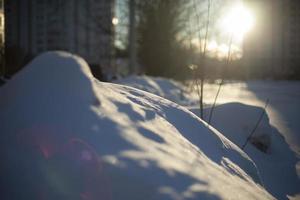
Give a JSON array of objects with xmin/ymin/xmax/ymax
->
[
  {"xmin": 221, "ymin": 3, "xmax": 254, "ymax": 41},
  {"xmin": 182, "ymin": 2, "xmax": 255, "ymax": 60}
]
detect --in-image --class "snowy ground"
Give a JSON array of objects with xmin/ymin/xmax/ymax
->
[
  {"xmin": 0, "ymin": 52, "xmax": 274, "ymax": 200},
  {"xmin": 199, "ymin": 81, "xmax": 300, "ymax": 156},
  {"xmin": 198, "ymin": 81, "xmax": 300, "ymax": 199},
  {"xmin": 118, "ymin": 76, "xmax": 300, "ymax": 199},
  {"xmin": 200, "ymin": 103, "xmax": 300, "ymax": 200},
  {"xmin": 119, "ymin": 77, "xmax": 300, "ymax": 153}
]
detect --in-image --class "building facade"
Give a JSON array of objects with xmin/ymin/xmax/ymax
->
[
  {"xmin": 281, "ymin": 0, "xmax": 300, "ymax": 78},
  {"xmin": 0, "ymin": 0, "xmax": 4, "ymax": 46},
  {"xmin": 0, "ymin": 0, "xmax": 4, "ymax": 76},
  {"xmin": 5, "ymin": 0, "xmax": 115, "ymax": 79},
  {"xmin": 243, "ymin": 0, "xmax": 300, "ymax": 79}
]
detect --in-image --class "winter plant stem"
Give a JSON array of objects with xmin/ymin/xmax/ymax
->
[
  {"xmin": 241, "ymin": 99, "xmax": 270, "ymax": 150},
  {"xmin": 187, "ymin": 7, "xmax": 201, "ymax": 117},
  {"xmin": 200, "ymin": 0, "xmax": 211, "ymax": 119},
  {"xmin": 195, "ymin": 77, "xmax": 203, "ymax": 117},
  {"xmin": 208, "ymin": 34, "xmax": 233, "ymax": 125},
  {"xmin": 192, "ymin": 0, "xmax": 211, "ymax": 119},
  {"xmin": 193, "ymin": 0, "xmax": 204, "ymax": 119},
  {"xmin": 203, "ymin": 0, "xmax": 211, "ymax": 59}
]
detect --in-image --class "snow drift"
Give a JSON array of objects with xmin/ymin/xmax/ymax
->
[
  {"xmin": 118, "ymin": 74, "xmax": 300, "ymax": 199},
  {"xmin": 115, "ymin": 75, "xmax": 193, "ymax": 105},
  {"xmin": 199, "ymin": 103, "xmax": 300, "ymax": 199},
  {"xmin": 0, "ymin": 52, "xmax": 274, "ymax": 200}
]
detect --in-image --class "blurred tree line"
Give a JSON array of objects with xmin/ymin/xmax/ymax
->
[
  {"xmin": 134, "ymin": 0, "xmax": 245, "ymax": 81},
  {"xmin": 132, "ymin": 0, "xmax": 300, "ymax": 81},
  {"xmin": 136, "ymin": 0, "xmax": 190, "ymax": 80}
]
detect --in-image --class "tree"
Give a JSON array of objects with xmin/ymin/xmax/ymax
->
[
  {"xmin": 137, "ymin": 0, "xmax": 189, "ymax": 80},
  {"xmin": 0, "ymin": 44, "xmax": 4, "ymax": 76}
]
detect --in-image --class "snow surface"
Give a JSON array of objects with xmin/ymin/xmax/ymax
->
[
  {"xmin": 117, "ymin": 75, "xmax": 300, "ymax": 199},
  {"xmin": 200, "ymin": 81, "xmax": 300, "ymax": 156},
  {"xmin": 197, "ymin": 81, "xmax": 300, "ymax": 200},
  {"xmin": 196, "ymin": 103, "xmax": 300, "ymax": 200},
  {"xmin": 0, "ymin": 52, "xmax": 273, "ymax": 200},
  {"xmin": 115, "ymin": 75, "xmax": 191, "ymax": 105},
  {"xmin": 117, "ymin": 77, "xmax": 300, "ymax": 156}
]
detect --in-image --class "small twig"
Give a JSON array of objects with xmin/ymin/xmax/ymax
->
[
  {"xmin": 192, "ymin": 0, "xmax": 204, "ymax": 119},
  {"xmin": 193, "ymin": 0, "xmax": 203, "ymax": 52},
  {"xmin": 192, "ymin": 0, "xmax": 211, "ymax": 119},
  {"xmin": 241, "ymin": 99, "xmax": 270, "ymax": 150},
  {"xmin": 187, "ymin": 5, "xmax": 202, "ymax": 117},
  {"xmin": 208, "ymin": 34, "xmax": 233, "ymax": 124},
  {"xmin": 202, "ymin": 0, "xmax": 211, "ymax": 59}
]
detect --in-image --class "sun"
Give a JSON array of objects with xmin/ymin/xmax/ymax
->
[{"xmin": 221, "ymin": 3, "xmax": 254, "ymax": 41}]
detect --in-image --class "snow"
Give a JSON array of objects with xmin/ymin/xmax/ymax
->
[
  {"xmin": 199, "ymin": 81, "xmax": 300, "ymax": 199},
  {"xmin": 200, "ymin": 103, "xmax": 300, "ymax": 200},
  {"xmin": 201, "ymin": 81, "xmax": 300, "ymax": 155},
  {"xmin": 0, "ymin": 52, "xmax": 273, "ymax": 200},
  {"xmin": 115, "ymin": 75, "xmax": 191, "ymax": 105},
  {"xmin": 117, "ymin": 75, "xmax": 300, "ymax": 199}
]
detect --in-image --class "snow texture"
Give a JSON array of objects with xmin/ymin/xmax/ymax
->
[
  {"xmin": 115, "ymin": 75, "xmax": 192, "ymax": 105},
  {"xmin": 118, "ymin": 75, "xmax": 300, "ymax": 200},
  {"xmin": 0, "ymin": 52, "xmax": 274, "ymax": 200},
  {"xmin": 200, "ymin": 103, "xmax": 300, "ymax": 200}
]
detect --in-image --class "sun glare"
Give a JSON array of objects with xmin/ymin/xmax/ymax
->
[
  {"xmin": 221, "ymin": 3, "xmax": 254, "ymax": 41},
  {"xmin": 207, "ymin": 40, "xmax": 218, "ymax": 51}
]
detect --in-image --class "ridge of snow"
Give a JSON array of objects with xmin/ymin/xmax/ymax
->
[
  {"xmin": 0, "ymin": 52, "xmax": 274, "ymax": 200},
  {"xmin": 200, "ymin": 102, "xmax": 300, "ymax": 199}
]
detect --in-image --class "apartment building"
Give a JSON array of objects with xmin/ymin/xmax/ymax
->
[
  {"xmin": 0, "ymin": 0, "xmax": 4, "ymax": 76},
  {"xmin": 0, "ymin": 0, "xmax": 4, "ymax": 46},
  {"xmin": 243, "ymin": 0, "xmax": 300, "ymax": 78},
  {"xmin": 282, "ymin": 0, "xmax": 300, "ymax": 77},
  {"xmin": 5, "ymin": 0, "xmax": 115, "ymax": 79}
]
